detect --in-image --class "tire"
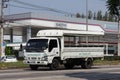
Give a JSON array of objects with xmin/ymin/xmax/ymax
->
[
  {"xmin": 81, "ymin": 58, "xmax": 93, "ymax": 69},
  {"xmin": 50, "ymin": 59, "xmax": 60, "ymax": 70},
  {"xmin": 64, "ymin": 63, "xmax": 74, "ymax": 69},
  {"xmin": 30, "ymin": 65, "xmax": 38, "ymax": 70}
]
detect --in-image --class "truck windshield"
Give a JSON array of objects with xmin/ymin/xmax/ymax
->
[{"xmin": 25, "ymin": 39, "xmax": 48, "ymax": 52}]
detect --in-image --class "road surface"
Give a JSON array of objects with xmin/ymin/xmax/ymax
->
[{"xmin": 0, "ymin": 65, "xmax": 120, "ymax": 80}]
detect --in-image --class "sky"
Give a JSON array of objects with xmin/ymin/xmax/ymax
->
[{"xmin": 4, "ymin": 0, "xmax": 107, "ymax": 16}]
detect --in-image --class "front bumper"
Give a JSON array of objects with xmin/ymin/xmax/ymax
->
[{"xmin": 23, "ymin": 60, "xmax": 48, "ymax": 65}]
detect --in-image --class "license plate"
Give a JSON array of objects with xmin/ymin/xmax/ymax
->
[{"xmin": 30, "ymin": 61, "xmax": 36, "ymax": 63}]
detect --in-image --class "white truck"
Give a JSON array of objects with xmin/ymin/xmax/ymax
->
[{"xmin": 23, "ymin": 29, "xmax": 104, "ymax": 70}]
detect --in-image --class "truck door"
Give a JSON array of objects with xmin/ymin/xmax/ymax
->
[{"xmin": 48, "ymin": 39, "xmax": 59, "ymax": 57}]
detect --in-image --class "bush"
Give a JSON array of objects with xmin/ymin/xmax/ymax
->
[
  {"xmin": 0, "ymin": 61, "xmax": 28, "ymax": 69},
  {"xmin": 5, "ymin": 47, "xmax": 14, "ymax": 55},
  {"xmin": 104, "ymin": 56, "xmax": 120, "ymax": 61}
]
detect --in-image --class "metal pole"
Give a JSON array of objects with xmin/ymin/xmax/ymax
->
[
  {"xmin": 86, "ymin": 0, "xmax": 88, "ymax": 31},
  {"xmin": 118, "ymin": 17, "xmax": 120, "ymax": 56},
  {"xmin": 0, "ymin": 0, "xmax": 4, "ymax": 57},
  {"xmin": 0, "ymin": 0, "xmax": 9, "ymax": 57},
  {"xmin": 86, "ymin": 0, "xmax": 88, "ymax": 44},
  {"xmin": 117, "ymin": 6, "xmax": 120, "ymax": 56}
]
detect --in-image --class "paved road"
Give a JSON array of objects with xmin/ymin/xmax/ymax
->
[{"xmin": 0, "ymin": 65, "xmax": 120, "ymax": 80}]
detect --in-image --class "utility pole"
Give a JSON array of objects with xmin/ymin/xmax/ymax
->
[
  {"xmin": 118, "ymin": 19, "xmax": 120, "ymax": 56},
  {"xmin": 86, "ymin": 0, "xmax": 88, "ymax": 44},
  {"xmin": 86, "ymin": 0, "xmax": 88, "ymax": 31},
  {"xmin": 0, "ymin": 0, "xmax": 9, "ymax": 57},
  {"xmin": 117, "ymin": 6, "xmax": 120, "ymax": 56}
]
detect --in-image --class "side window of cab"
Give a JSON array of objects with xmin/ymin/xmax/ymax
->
[{"xmin": 49, "ymin": 39, "xmax": 58, "ymax": 52}]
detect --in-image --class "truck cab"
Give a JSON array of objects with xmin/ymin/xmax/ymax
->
[{"xmin": 24, "ymin": 37, "xmax": 60, "ymax": 70}]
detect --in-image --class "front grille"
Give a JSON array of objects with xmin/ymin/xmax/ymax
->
[{"xmin": 31, "ymin": 57, "xmax": 37, "ymax": 60}]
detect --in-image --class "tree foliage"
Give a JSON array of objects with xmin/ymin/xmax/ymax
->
[
  {"xmin": 81, "ymin": 13, "xmax": 85, "ymax": 18},
  {"xmin": 76, "ymin": 13, "xmax": 81, "ymax": 18},
  {"xmin": 106, "ymin": 0, "xmax": 120, "ymax": 20},
  {"xmin": 97, "ymin": 10, "xmax": 102, "ymax": 20},
  {"xmin": 88, "ymin": 10, "xmax": 93, "ymax": 19},
  {"xmin": 93, "ymin": 12, "xmax": 97, "ymax": 20},
  {"xmin": 5, "ymin": 47, "xmax": 14, "ymax": 55},
  {"xmin": 106, "ymin": 0, "xmax": 120, "ymax": 15},
  {"xmin": 75, "ymin": 10, "xmax": 117, "ymax": 22}
]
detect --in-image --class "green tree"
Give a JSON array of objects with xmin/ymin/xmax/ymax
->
[
  {"xmin": 103, "ymin": 11, "xmax": 108, "ymax": 21},
  {"xmin": 81, "ymin": 13, "xmax": 85, "ymax": 18},
  {"xmin": 106, "ymin": 0, "xmax": 120, "ymax": 23},
  {"xmin": 88, "ymin": 10, "xmax": 93, "ymax": 19},
  {"xmin": 76, "ymin": 13, "xmax": 81, "ymax": 18},
  {"xmin": 93, "ymin": 12, "xmax": 97, "ymax": 20},
  {"xmin": 106, "ymin": 0, "xmax": 120, "ymax": 19},
  {"xmin": 5, "ymin": 47, "xmax": 14, "ymax": 55},
  {"xmin": 108, "ymin": 14, "xmax": 114, "ymax": 21},
  {"xmin": 97, "ymin": 10, "xmax": 103, "ymax": 20}
]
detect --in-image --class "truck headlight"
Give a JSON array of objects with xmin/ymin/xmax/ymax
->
[
  {"xmin": 28, "ymin": 57, "xmax": 30, "ymax": 60},
  {"xmin": 38, "ymin": 57, "xmax": 41, "ymax": 60},
  {"xmin": 41, "ymin": 56, "xmax": 48, "ymax": 61},
  {"xmin": 24, "ymin": 56, "xmax": 27, "ymax": 60}
]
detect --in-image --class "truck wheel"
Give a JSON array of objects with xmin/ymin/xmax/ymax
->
[
  {"xmin": 30, "ymin": 65, "xmax": 38, "ymax": 70},
  {"xmin": 81, "ymin": 58, "xmax": 93, "ymax": 69},
  {"xmin": 64, "ymin": 63, "xmax": 74, "ymax": 69},
  {"xmin": 50, "ymin": 59, "xmax": 60, "ymax": 70}
]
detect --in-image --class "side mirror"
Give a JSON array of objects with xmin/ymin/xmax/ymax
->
[{"xmin": 19, "ymin": 44, "xmax": 23, "ymax": 51}]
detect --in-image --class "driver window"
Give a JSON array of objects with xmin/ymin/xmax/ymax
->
[{"xmin": 49, "ymin": 40, "xmax": 57, "ymax": 52}]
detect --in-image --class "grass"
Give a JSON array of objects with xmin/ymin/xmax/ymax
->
[
  {"xmin": 94, "ymin": 60, "xmax": 120, "ymax": 65},
  {"xmin": 0, "ymin": 60, "xmax": 120, "ymax": 70},
  {"xmin": 0, "ymin": 61, "xmax": 28, "ymax": 69}
]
